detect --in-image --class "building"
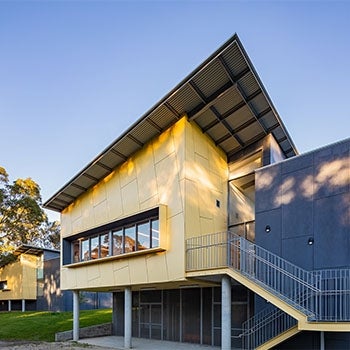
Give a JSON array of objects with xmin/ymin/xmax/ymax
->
[
  {"xmin": 44, "ymin": 34, "xmax": 350, "ymax": 349},
  {"xmin": 0, "ymin": 245, "xmax": 112, "ymax": 312},
  {"xmin": 0, "ymin": 245, "xmax": 67, "ymax": 311}
]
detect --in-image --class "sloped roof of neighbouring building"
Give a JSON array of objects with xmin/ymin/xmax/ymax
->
[{"xmin": 44, "ymin": 34, "xmax": 297, "ymax": 212}]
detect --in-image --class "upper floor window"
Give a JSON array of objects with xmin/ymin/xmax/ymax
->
[
  {"xmin": 65, "ymin": 209, "xmax": 160, "ymax": 265},
  {"xmin": 0, "ymin": 281, "xmax": 8, "ymax": 290}
]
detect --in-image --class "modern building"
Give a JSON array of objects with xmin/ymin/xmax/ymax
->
[{"xmin": 44, "ymin": 34, "xmax": 350, "ymax": 349}]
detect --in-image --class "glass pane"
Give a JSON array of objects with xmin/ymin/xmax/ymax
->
[
  {"xmin": 90, "ymin": 236, "xmax": 99, "ymax": 259},
  {"xmin": 151, "ymin": 324, "xmax": 161, "ymax": 340},
  {"xmin": 113, "ymin": 229, "xmax": 123, "ymax": 255},
  {"xmin": 124, "ymin": 226, "xmax": 136, "ymax": 253},
  {"xmin": 100, "ymin": 233, "xmax": 110, "ymax": 258},
  {"xmin": 151, "ymin": 219, "xmax": 159, "ymax": 248},
  {"xmin": 81, "ymin": 239, "xmax": 89, "ymax": 261},
  {"xmin": 140, "ymin": 290, "xmax": 161, "ymax": 303},
  {"xmin": 182, "ymin": 288, "xmax": 200, "ymax": 343},
  {"xmin": 137, "ymin": 222, "xmax": 150, "ymax": 250},
  {"xmin": 151, "ymin": 304, "xmax": 161, "ymax": 324},
  {"xmin": 140, "ymin": 304, "xmax": 150, "ymax": 323},
  {"xmin": 73, "ymin": 241, "xmax": 80, "ymax": 263}
]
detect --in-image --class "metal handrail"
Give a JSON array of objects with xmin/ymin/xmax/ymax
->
[{"xmin": 242, "ymin": 305, "xmax": 296, "ymax": 350}]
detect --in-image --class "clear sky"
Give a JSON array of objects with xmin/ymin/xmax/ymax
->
[{"xmin": 0, "ymin": 1, "xmax": 349, "ymax": 221}]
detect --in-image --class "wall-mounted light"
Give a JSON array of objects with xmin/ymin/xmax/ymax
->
[
  {"xmin": 308, "ymin": 237, "xmax": 314, "ymax": 245},
  {"xmin": 265, "ymin": 225, "xmax": 271, "ymax": 233}
]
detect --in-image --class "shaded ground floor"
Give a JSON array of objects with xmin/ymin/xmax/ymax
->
[
  {"xmin": 71, "ymin": 277, "xmax": 350, "ymax": 350},
  {"xmin": 112, "ymin": 283, "xmax": 251, "ymax": 348}
]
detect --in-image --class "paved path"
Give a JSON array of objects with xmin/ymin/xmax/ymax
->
[{"xmin": 79, "ymin": 336, "xmax": 219, "ymax": 349}]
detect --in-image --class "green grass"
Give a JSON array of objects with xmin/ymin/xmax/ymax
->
[{"xmin": 0, "ymin": 308, "xmax": 112, "ymax": 342}]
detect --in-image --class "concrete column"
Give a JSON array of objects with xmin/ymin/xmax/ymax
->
[
  {"xmin": 124, "ymin": 287, "xmax": 132, "ymax": 349},
  {"xmin": 320, "ymin": 331, "xmax": 325, "ymax": 350},
  {"xmin": 8, "ymin": 300, "xmax": 11, "ymax": 312},
  {"xmin": 112, "ymin": 292, "xmax": 118, "ymax": 335},
  {"xmin": 21, "ymin": 299, "xmax": 25, "ymax": 312},
  {"xmin": 73, "ymin": 290, "xmax": 80, "ymax": 341},
  {"xmin": 221, "ymin": 275, "xmax": 231, "ymax": 350}
]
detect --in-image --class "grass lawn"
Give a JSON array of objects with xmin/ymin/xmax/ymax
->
[{"xmin": 0, "ymin": 308, "xmax": 112, "ymax": 342}]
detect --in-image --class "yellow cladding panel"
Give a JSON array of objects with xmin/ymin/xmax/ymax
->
[
  {"xmin": 184, "ymin": 120, "xmax": 228, "ymax": 238},
  {"xmin": 135, "ymin": 144, "xmax": 158, "ymax": 204},
  {"xmin": 105, "ymin": 171, "xmax": 123, "ymax": 220},
  {"xmin": 155, "ymin": 153, "xmax": 183, "ymax": 218},
  {"xmin": 121, "ymin": 179, "xmax": 140, "ymax": 214},
  {"xmin": 61, "ymin": 117, "xmax": 230, "ymax": 290}
]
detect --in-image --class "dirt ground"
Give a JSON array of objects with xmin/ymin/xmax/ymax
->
[{"xmin": 0, "ymin": 340, "xmax": 116, "ymax": 350}]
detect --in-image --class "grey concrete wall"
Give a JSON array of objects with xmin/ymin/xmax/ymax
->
[{"xmin": 255, "ymin": 137, "xmax": 350, "ymax": 270}]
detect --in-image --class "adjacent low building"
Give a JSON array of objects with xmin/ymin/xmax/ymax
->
[
  {"xmin": 0, "ymin": 245, "xmax": 112, "ymax": 312},
  {"xmin": 44, "ymin": 34, "xmax": 350, "ymax": 349},
  {"xmin": 0, "ymin": 245, "xmax": 67, "ymax": 311}
]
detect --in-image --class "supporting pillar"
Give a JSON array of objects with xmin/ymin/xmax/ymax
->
[
  {"xmin": 8, "ymin": 300, "xmax": 11, "ymax": 312},
  {"xmin": 21, "ymin": 299, "xmax": 25, "ymax": 312},
  {"xmin": 320, "ymin": 331, "xmax": 325, "ymax": 350},
  {"xmin": 112, "ymin": 292, "xmax": 118, "ymax": 335},
  {"xmin": 221, "ymin": 275, "xmax": 231, "ymax": 350},
  {"xmin": 73, "ymin": 290, "xmax": 80, "ymax": 341},
  {"xmin": 124, "ymin": 287, "xmax": 132, "ymax": 349}
]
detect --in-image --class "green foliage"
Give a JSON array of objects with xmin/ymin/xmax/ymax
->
[
  {"xmin": 0, "ymin": 166, "xmax": 60, "ymax": 256},
  {"xmin": 0, "ymin": 309, "xmax": 112, "ymax": 342}
]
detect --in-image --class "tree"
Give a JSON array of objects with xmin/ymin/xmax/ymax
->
[{"xmin": 0, "ymin": 166, "xmax": 60, "ymax": 258}]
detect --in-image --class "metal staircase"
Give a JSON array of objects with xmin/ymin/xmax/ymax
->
[{"xmin": 186, "ymin": 231, "xmax": 350, "ymax": 349}]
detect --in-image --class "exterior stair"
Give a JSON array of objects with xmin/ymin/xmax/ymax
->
[{"xmin": 186, "ymin": 231, "xmax": 350, "ymax": 349}]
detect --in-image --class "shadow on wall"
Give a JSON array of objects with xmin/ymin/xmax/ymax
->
[{"xmin": 257, "ymin": 153, "xmax": 349, "ymax": 228}]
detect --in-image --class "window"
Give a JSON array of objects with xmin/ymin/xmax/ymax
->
[
  {"xmin": 100, "ymin": 233, "xmax": 110, "ymax": 258},
  {"xmin": 90, "ymin": 236, "xmax": 99, "ymax": 259},
  {"xmin": 65, "ymin": 209, "xmax": 160, "ymax": 265},
  {"xmin": 0, "ymin": 281, "xmax": 8, "ymax": 290},
  {"xmin": 137, "ymin": 221, "xmax": 150, "ymax": 250},
  {"xmin": 81, "ymin": 239, "xmax": 90, "ymax": 261},
  {"xmin": 73, "ymin": 241, "xmax": 80, "ymax": 263},
  {"xmin": 124, "ymin": 226, "xmax": 136, "ymax": 253},
  {"xmin": 113, "ymin": 229, "xmax": 123, "ymax": 255},
  {"xmin": 151, "ymin": 219, "xmax": 159, "ymax": 248}
]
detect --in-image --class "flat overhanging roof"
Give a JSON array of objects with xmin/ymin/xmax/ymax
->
[{"xmin": 44, "ymin": 34, "xmax": 297, "ymax": 212}]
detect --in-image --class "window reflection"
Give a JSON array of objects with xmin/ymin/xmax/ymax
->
[
  {"xmin": 113, "ymin": 229, "xmax": 123, "ymax": 255},
  {"xmin": 100, "ymin": 233, "xmax": 110, "ymax": 258},
  {"xmin": 73, "ymin": 241, "xmax": 80, "ymax": 263},
  {"xmin": 90, "ymin": 236, "xmax": 99, "ymax": 259},
  {"xmin": 152, "ymin": 219, "xmax": 159, "ymax": 248},
  {"xmin": 137, "ymin": 222, "xmax": 150, "ymax": 250},
  {"xmin": 81, "ymin": 239, "xmax": 89, "ymax": 261},
  {"xmin": 124, "ymin": 226, "xmax": 136, "ymax": 253}
]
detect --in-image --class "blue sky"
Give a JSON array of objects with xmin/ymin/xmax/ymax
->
[{"xmin": 0, "ymin": 1, "xmax": 349, "ymax": 221}]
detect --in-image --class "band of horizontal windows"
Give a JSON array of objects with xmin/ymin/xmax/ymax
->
[{"xmin": 62, "ymin": 207, "xmax": 163, "ymax": 266}]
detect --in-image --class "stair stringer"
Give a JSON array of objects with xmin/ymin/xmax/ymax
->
[{"xmin": 256, "ymin": 325, "xmax": 300, "ymax": 350}]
